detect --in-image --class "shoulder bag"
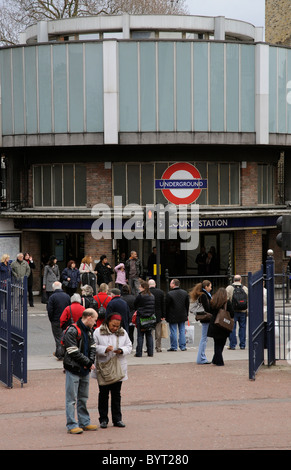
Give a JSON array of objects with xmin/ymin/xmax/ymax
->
[
  {"xmin": 96, "ymin": 336, "xmax": 125, "ymax": 386},
  {"xmin": 192, "ymin": 298, "xmax": 212, "ymax": 322},
  {"xmin": 214, "ymin": 302, "xmax": 234, "ymax": 332}
]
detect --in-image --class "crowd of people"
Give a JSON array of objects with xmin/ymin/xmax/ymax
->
[{"xmin": 1, "ymin": 249, "xmax": 248, "ymax": 434}]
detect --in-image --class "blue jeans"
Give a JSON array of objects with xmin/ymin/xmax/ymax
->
[
  {"xmin": 65, "ymin": 370, "xmax": 91, "ymax": 430},
  {"xmin": 136, "ymin": 323, "xmax": 154, "ymax": 356},
  {"xmin": 229, "ymin": 312, "xmax": 247, "ymax": 349},
  {"xmin": 169, "ymin": 322, "xmax": 186, "ymax": 350},
  {"xmin": 196, "ymin": 322, "xmax": 210, "ymax": 364}
]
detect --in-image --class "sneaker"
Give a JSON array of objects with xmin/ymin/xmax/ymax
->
[
  {"xmin": 82, "ymin": 424, "xmax": 98, "ymax": 431},
  {"xmin": 227, "ymin": 347, "xmax": 235, "ymax": 350},
  {"xmin": 100, "ymin": 421, "xmax": 108, "ymax": 429},
  {"xmin": 68, "ymin": 427, "xmax": 83, "ymax": 434}
]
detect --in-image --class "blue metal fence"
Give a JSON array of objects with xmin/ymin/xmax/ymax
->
[{"xmin": 0, "ymin": 276, "xmax": 27, "ymax": 388}]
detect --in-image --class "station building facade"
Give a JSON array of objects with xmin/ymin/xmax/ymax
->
[{"xmin": 0, "ymin": 14, "xmax": 290, "ymax": 291}]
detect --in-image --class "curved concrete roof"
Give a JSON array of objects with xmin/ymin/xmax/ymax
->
[{"xmin": 20, "ymin": 14, "xmax": 264, "ymax": 44}]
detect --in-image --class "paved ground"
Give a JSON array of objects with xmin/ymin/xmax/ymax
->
[
  {"xmin": 2, "ymin": 351, "xmax": 291, "ymax": 451},
  {"xmin": 1, "ymin": 297, "xmax": 291, "ymax": 452}
]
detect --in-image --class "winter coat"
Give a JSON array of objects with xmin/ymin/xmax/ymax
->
[
  {"xmin": 95, "ymin": 261, "xmax": 114, "ymax": 285},
  {"xmin": 11, "ymin": 259, "xmax": 30, "ymax": 280},
  {"xmin": 25, "ymin": 260, "xmax": 35, "ymax": 288},
  {"xmin": 60, "ymin": 302, "xmax": 85, "ymax": 329},
  {"xmin": 121, "ymin": 293, "xmax": 136, "ymax": 322},
  {"xmin": 207, "ymin": 300, "xmax": 234, "ymax": 340},
  {"xmin": 47, "ymin": 289, "xmax": 71, "ymax": 323},
  {"xmin": 63, "ymin": 318, "xmax": 96, "ymax": 376},
  {"xmin": 105, "ymin": 296, "xmax": 130, "ymax": 332},
  {"xmin": 92, "ymin": 322, "xmax": 132, "ymax": 381},
  {"xmin": 149, "ymin": 287, "xmax": 165, "ymax": 323},
  {"xmin": 93, "ymin": 292, "xmax": 112, "ymax": 328},
  {"xmin": 114, "ymin": 263, "xmax": 127, "ymax": 285},
  {"xmin": 166, "ymin": 287, "xmax": 189, "ymax": 324},
  {"xmin": 43, "ymin": 264, "xmax": 60, "ymax": 292},
  {"xmin": 0, "ymin": 262, "xmax": 11, "ymax": 280},
  {"xmin": 134, "ymin": 292, "xmax": 155, "ymax": 320},
  {"xmin": 125, "ymin": 257, "xmax": 143, "ymax": 279},
  {"xmin": 61, "ymin": 267, "xmax": 81, "ymax": 289}
]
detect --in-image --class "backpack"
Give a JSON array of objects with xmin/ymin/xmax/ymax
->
[
  {"xmin": 96, "ymin": 294, "xmax": 109, "ymax": 319},
  {"xmin": 232, "ymin": 284, "xmax": 247, "ymax": 311},
  {"xmin": 82, "ymin": 296, "xmax": 99, "ymax": 313},
  {"xmin": 60, "ymin": 322, "xmax": 82, "ymax": 357}
]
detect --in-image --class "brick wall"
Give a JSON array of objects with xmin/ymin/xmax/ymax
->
[
  {"xmin": 86, "ymin": 162, "xmax": 112, "ymax": 208},
  {"xmin": 265, "ymin": 0, "xmax": 291, "ymax": 45},
  {"xmin": 21, "ymin": 231, "xmax": 42, "ymax": 292},
  {"xmin": 241, "ymin": 163, "xmax": 258, "ymax": 206},
  {"xmin": 235, "ymin": 229, "xmax": 263, "ymax": 274}
]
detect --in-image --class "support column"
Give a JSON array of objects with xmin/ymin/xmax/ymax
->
[
  {"xmin": 103, "ymin": 41, "xmax": 119, "ymax": 145},
  {"xmin": 255, "ymin": 43, "xmax": 269, "ymax": 145}
]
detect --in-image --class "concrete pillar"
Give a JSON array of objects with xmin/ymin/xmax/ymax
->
[
  {"xmin": 103, "ymin": 41, "xmax": 119, "ymax": 144},
  {"xmin": 255, "ymin": 43, "xmax": 269, "ymax": 145},
  {"xmin": 214, "ymin": 16, "xmax": 225, "ymax": 40},
  {"xmin": 37, "ymin": 21, "xmax": 49, "ymax": 43},
  {"xmin": 122, "ymin": 14, "xmax": 130, "ymax": 39}
]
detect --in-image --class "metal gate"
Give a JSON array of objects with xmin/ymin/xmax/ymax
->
[
  {"xmin": 248, "ymin": 265, "xmax": 265, "ymax": 380},
  {"xmin": 0, "ymin": 277, "xmax": 27, "ymax": 388},
  {"xmin": 248, "ymin": 256, "xmax": 276, "ymax": 380}
]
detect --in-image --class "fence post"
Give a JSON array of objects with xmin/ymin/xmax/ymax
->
[
  {"xmin": 6, "ymin": 279, "xmax": 12, "ymax": 388},
  {"xmin": 266, "ymin": 250, "xmax": 276, "ymax": 366},
  {"xmin": 165, "ymin": 269, "xmax": 169, "ymax": 293}
]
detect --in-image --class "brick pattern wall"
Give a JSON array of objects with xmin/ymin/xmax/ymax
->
[
  {"xmin": 235, "ymin": 229, "xmax": 263, "ymax": 274},
  {"xmin": 265, "ymin": 0, "xmax": 291, "ymax": 45},
  {"xmin": 241, "ymin": 163, "xmax": 258, "ymax": 206},
  {"xmin": 86, "ymin": 163, "xmax": 112, "ymax": 208},
  {"xmin": 21, "ymin": 231, "xmax": 41, "ymax": 292}
]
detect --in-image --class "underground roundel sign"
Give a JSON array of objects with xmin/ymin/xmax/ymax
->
[{"xmin": 155, "ymin": 162, "xmax": 207, "ymax": 205}]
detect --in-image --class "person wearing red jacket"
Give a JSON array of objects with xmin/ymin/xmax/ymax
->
[
  {"xmin": 60, "ymin": 293, "xmax": 85, "ymax": 330},
  {"xmin": 93, "ymin": 283, "xmax": 112, "ymax": 328}
]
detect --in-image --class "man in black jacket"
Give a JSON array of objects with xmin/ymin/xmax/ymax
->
[
  {"xmin": 166, "ymin": 279, "xmax": 189, "ymax": 351},
  {"xmin": 63, "ymin": 308, "xmax": 98, "ymax": 434},
  {"xmin": 47, "ymin": 281, "xmax": 71, "ymax": 360},
  {"xmin": 148, "ymin": 279, "xmax": 165, "ymax": 352},
  {"xmin": 105, "ymin": 288, "xmax": 130, "ymax": 333}
]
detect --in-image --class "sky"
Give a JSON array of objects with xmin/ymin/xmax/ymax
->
[{"xmin": 185, "ymin": 0, "xmax": 265, "ymax": 27}]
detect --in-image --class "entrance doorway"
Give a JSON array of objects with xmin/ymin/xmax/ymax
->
[
  {"xmin": 116, "ymin": 233, "xmax": 233, "ymax": 279},
  {"xmin": 40, "ymin": 232, "xmax": 85, "ymax": 273}
]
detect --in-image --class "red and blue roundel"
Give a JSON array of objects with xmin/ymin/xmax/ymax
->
[{"xmin": 155, "ymin": 162, "xmax": 207, "ymax": 205}]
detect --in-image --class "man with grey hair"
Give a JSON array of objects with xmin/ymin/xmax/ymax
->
[
  {"xmin": 47, "ymin": 281, "xmax": 71, "ymax": 360},
  {"xmin": 226, "ymin": 275, "xmax": 248, "ymax": 350},
  {"xmin": 60, "ymin": 293, "xmax": 85, "ymax": 330},
  {"xmin": 11, "ymin": 253, "xmax": 30, "ymax": 280}
]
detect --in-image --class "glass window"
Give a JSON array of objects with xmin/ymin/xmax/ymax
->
[
  {"xmin": 258, "ymin": 164, "xmax": 274, "ymax": 204},
  {"xmin": 113, "ymin": 162, "xmax": 240, "ymax": 207},
  {"xmin": 127, "ymin": 165, "xmax": 140, "ymax": 205},
  {"xmin": 33, "ymin": 164, "xmax": 86, "ymax": 207},
  {"xmin": 208, "ymin": 163, "xmax": 218, "ymax": 205}
]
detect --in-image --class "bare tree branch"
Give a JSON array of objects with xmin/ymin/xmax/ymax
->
[{"xmin": 0, "ymin": 0, "xmax": 189, "ymax": 45}]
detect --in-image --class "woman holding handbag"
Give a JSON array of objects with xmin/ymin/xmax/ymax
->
[
  {"xmin": 190, "ymin": 280, "xmax": 212, "ymax": 364},
  {"xmin": 93, "ymin": 312, "xmax": 132, "ymax": 428},
  {"xmin": 207, "ymin": 288, "xmax": 234, "ymax": 366}
]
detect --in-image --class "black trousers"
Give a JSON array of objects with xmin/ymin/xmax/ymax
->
[
  {"xmin": 98, "ymin": 381, "xmax": 122, "ymax": 424},
  {"xmin": 212, "ymin": 337, "xmax": 227, "ymax": 366}
]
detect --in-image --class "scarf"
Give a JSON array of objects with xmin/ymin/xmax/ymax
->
[{"xmin": 99, "ymin": 322, "xmax": 125, "ymax": 336}]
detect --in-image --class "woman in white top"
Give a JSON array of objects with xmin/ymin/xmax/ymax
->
[
  {"xmin": 93, "ymin": 312, "xmax": 132, "ymax": 428},
  {"xmin": 79, "ymin": 255, "xmax": 97, "ymax": 295}
]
